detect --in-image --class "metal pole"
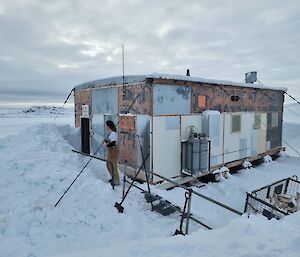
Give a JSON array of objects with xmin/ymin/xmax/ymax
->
[
  {"xmin": 208, "ymin": 140, "xmax": 211, "ymax": 172},
  {"xmin": 115, "ymin": 153, "xmax": 150, "ymax": 213},
  {"xmin": 152, "ymin": 171, "xmax": 243, "ymax": 215},
  {"xmin": 185, "ymin": 189, "xmax": 192, "ymax": 235},
  {"xmin": 244, "ymin": 193, "xmax": 249, "ymax": 213},
  {"xmin": 55, "ymin": 82, "xmax": 149, "ymax": 206},
  {"xmin": 72, "ymin": 149, "xmax": 114, "ymax": 190},
  {"xmin": 137, "ymin": 135, "xmax": 154, "ymax": 211},
  {"xmin": 191, "ymin": 190, "xmax": 243, "ymax": 215},
  {"xmin": 122, "ymin": 160, "xmax": 128, "ymax": 198},
  {"xmin": 122, "ymin": 45, "xmax": 125, "ymax": 86}
]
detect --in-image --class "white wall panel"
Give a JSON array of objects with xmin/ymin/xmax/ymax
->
[
  {"xmin": 180, "ymin": 115, "xmax": 202, "ymax": 141},
  {"xmin": 223, "ymin": 113, "xmax": 241, "ymax": 163},
  {"xmin": 202, "ymin": 112, "xmax": 224, "ymax": 167},
  {"xmin": 152, "ymin": 116, "xmax": 181, "ymax": 182},
  {"xmin": 136, "ymin": 115, "xmax": 150, "ymax": 171},
  {"xmin": 259, "ymin": 113, "xmax": 267, "ymax": 154},
  {"xmin": 240, "ymin": 113, "xmax": 253, "ymax": 159}
]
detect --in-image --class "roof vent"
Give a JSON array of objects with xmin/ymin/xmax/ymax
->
[
  {"xmin": 245, "ymin": 71, "xmax": 257, "ymax": 83},
  {"xmin": 186, "ymin": 69, "xmax": 190, "ymax": 76}
]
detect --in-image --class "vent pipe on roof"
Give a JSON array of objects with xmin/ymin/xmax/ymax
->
[
  {"xmin": 186, "ymin": 69, "xmax": 190, "ymax": 76},
  {"xmin": 245, "ymin": 71, "xmax": 257, "ymax": 83}
]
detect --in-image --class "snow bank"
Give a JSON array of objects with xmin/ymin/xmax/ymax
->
[
  {"xmin": 1, "ymin": 105, "xmax": 300, "ymax": 257},
  {"xmin": 52, "ymin": 213, "xmax": 300, "ymax": 257},
  {"xmin": 0, "ymin": 123, "xmax": 176, "ymax": 257}
]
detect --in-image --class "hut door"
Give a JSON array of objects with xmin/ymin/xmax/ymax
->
[{"xmin": 81, "ymin": 118, "xmax": 90, "ymax": 154}]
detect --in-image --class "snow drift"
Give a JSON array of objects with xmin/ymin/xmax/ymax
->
[{"xmin": 0, "ymin": 104, "xmax": 300, "ymax": 257}]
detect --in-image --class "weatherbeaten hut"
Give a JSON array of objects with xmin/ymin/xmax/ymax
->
[{"xmin": 73, "ymin": 73, "xmax": 286, "ymax": 183}]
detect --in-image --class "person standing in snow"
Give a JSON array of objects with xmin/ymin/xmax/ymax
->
[{"xmin": 104, "ymin": 120, "xmax": 120, "ymax": 185}]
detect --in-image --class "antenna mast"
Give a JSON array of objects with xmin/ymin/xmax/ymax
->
[{"xmin": 122, "ymin": 44, "xmax": 125, "ymax": 86}]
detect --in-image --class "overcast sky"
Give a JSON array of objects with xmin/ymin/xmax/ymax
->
[{"xmin": 0, "ymin": 0, "xmax": 299, "ymax": 104}]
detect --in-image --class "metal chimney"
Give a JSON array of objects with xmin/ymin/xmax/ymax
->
[{"xmin": 245, "ymin": 71, "xmax": 257, "ymax": 83}]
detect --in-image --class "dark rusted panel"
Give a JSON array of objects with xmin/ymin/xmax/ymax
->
[
  {"xmin": 191, "ymin": 83, "xmax": 284, "ymax": 114},
  {"xmin": 118, "ymin": 83, "xmax": 152, "ymax": 114},
  {"xmin": 74, "ymin": 89, "xmax": 92, "ymax": 127},
  {"xmin": 266, "ymin": 111, "xmax": 283, "ymax": 149},
  {"xmin": 118, "ymin": 115, "xmax": 137, "ymax": 168},
  {"xmin": 240, "ymin": 88, "xmax": 257, "ymax": 112},
  {"xmin": 191, "ymin": 83, "xmax": 223, "ymax": 113}
]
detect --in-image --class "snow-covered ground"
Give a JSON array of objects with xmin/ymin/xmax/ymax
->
[
  {"xmin": 0, "ymin": 104, "xmax": 300, "ymax": 257},
  {"xmin": 0, "ymin": 105, "xmax": 74, "ymax": 139}
]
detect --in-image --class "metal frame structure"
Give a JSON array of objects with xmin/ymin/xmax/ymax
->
[
  {"xmin": 244, "ymin": 176, "xmax": 300, "ymax": 219},
  {"xmin": 119, "ymin": 168, "xmax": 243, "ymax": 235}
]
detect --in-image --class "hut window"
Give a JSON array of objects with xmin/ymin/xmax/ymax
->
[
  {"xmin": 254, "ymin": 113, "xmax": 261, "ymax": 129},
  {"xmin": 271, "ymin": 112, "xmax": 279, "ymax": 128},
  {"xmin": 231, "ymin": 114, "xmax": 241, "ymax": 133},
  {"xmin": 198, "ymin": 95, "xmax": 206, "ymax": 108}
]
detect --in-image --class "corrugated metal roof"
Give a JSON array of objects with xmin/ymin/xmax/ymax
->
[{"xmin": 73, "ymin": 73, "xmax": 287, "ymax": 92}]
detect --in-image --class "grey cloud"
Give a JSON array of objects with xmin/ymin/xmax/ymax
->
[{"xmin": 0, "ymin": 0, "xmax": 300, "ymax": 104}]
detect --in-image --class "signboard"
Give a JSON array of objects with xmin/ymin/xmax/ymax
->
[{"xmin": 81, "ymin": 104, "xmax": 89, "ymax": 118}]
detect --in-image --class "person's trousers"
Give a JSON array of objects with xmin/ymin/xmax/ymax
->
[{"xmin": 106, "ymin": 145, "xmax": 120, "ymax": 184}]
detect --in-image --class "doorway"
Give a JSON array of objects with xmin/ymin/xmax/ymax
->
[{"xmin": 81, "ymin": 118, "xmax": 90, "ymax": 154}]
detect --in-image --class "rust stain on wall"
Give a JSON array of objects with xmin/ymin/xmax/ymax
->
[
  {"xmin": 118, "ymin": 83, "xmax": 152, "ymax": 114},
  {"xmin": 118, "ymin": 115, "xmax": 137, "ymax": 168},
  {"xmin": 74, "ymin": 90, "xmax": 92, "ymax": 127},
  {"xmin": 191, "ymin": 83, "xmax": 223, "ymax": 112},
  {"xmin": 190, "ymin": 83, "xmax": 284, "ymax": 114}
]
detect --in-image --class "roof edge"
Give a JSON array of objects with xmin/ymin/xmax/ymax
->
[{"xmin": 73, "ymin": 73, "xmax": 287, "ymax": 92}]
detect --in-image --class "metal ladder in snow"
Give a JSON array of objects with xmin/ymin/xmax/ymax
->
[{"xmin": 142, "ymin": 191, "xmax": 213, "ymax": 232}]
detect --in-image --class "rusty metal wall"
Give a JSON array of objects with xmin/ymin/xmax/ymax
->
[
  {"xmin": 267, "ymin": 111, "xmax": 283, "ymax": 149},
  {"xmin": 191, "ymin": 84, "xmax": 223, "ymax": 112},
  {"xmin": 152, "ymin": 84, "xmax": 191, "ymax": 115},
  {"xmin": 118, "ymin": 115, "xmax": 137, "ymax": 168},
  {"xmin": 74, "ymin": 90, "xmax": 92, "ymax": 127},
  {"xmin": 92, "ymin": 88, "xmax": 118, "ymax": 114},
  {"xmin": 118, "ymin": 83, "xmax": 152, "ymax": 114},
  {"xmin": 191, "ymin": 83, "xmax": 284, "ymax": 113}
]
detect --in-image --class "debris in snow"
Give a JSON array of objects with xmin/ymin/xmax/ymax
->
[
  {"xmin": 243, "ymin": 160, "xmax": 253, "ymax": 169},
  {"xmin": 264, "ymin": 155, "xmax": 273, "ymax": 163},
  {"xmin": 22, "ymin": 106, "xmax": 70, "ymax": 116},
  {"xmin": 213, "ymin": 166, "xmax": 231, "ymax": 181}
]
